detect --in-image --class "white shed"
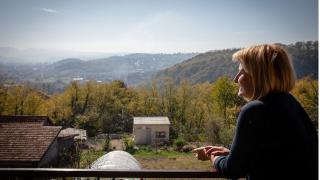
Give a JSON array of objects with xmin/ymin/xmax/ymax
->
[{"xmin": 133, "ymin": 117, "xmax": 170, "ymax": 145}]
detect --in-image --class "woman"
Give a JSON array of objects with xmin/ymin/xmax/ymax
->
[{"xmin": 193, "ymin": 44, "xmax": 318, "ymax": 179}]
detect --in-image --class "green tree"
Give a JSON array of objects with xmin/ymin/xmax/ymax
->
[
  {"xmin": 0, "ymin": 86, "xmax": 8, "ymax": 115},
  {"xmin": 291, "ymin": 77, "xmax": 318, "ymax": 128},
  {"xmin": 211, "ymin": 76, "xmax": 239, "ymax": 125}
]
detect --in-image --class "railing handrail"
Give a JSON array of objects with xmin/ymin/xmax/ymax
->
[{"xmin": 0, "ymin": 168, "xmax": 223, "ymax": 178}]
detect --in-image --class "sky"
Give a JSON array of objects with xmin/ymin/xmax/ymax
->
[{"xmin": 0, "ymin": 0, "xmax": 318, "ymax": 53}]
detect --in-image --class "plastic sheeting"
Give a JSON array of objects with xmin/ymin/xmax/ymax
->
[{"xmin": 90, "ymin": 150, "xmax": 141, "ymax": 170}]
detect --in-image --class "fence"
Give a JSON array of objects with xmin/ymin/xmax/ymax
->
[{"xmin": 0, "ymin": 168, "xmax": 224, "ymax": 179}]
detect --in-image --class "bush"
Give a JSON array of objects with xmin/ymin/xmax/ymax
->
[
  {"xmin": 219, "ymin": 124, "xmax": 236, "ymax": 147},
  {"xmin": 79, "ymin": 149, "xmax": 104, "ymax": 168},
  {"xmin": 56, "ymin": 144, "xmax": 80, "ymax": 168},
  {"xmin": 174, "ymin": 137, "xmax": 186, "ymax": 151},
  {"xmin": 103, "ymin": 137, "xmax": 110, "ymax": 151},
  {"xmin": 122, "ymin": 134, "xmax": 136, "ymax": 153}
]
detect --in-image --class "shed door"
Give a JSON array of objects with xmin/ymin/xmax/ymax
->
[
  {"xmin": 146, "ymin": 128, "xmax": 151, "ymax": 144},
  {"xmin": 136, "ymin": 128, "xmax": 151, "ymax": 144}
]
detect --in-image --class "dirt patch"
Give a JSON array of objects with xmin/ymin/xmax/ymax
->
[{"xmin": 109, "ymin": 139, "xmax": 124, "ymax": 150}]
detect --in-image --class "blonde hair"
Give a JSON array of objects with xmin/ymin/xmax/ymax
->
[{"xmin": 232, "ymin": 44, "xmax": 296, "ymax": 101}]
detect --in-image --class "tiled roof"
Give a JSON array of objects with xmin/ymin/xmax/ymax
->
[
  {"xmin": 0, "ymin": 116, "xmax": 61, "ymax": 163},
  {"xmin": 133, "ymin": 117, "xmax": 170, "ymax": 125},
  {"xmin": 0, "ymin": 115, "xmax": 53, "ymax": 126}
]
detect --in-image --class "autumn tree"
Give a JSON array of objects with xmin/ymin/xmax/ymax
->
[
  {"xmin": 211, "ymin": 76, "xmax": 240, "ymax": 124},
  {"xmin": 291, "ymin": 77, "xmax": 318, "ymax": 128}
]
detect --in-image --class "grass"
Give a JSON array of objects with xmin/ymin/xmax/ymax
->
[
  {"xmin": 132, "ymin": 147, "xmax": 212, "ymax": 170},
  {"xmin": 133, "ymin": 148, "xmax": 181, "ymax": 158},
  {"xmin": 78, "ymin": 139, "xmax": 213, "ymax": 170}
]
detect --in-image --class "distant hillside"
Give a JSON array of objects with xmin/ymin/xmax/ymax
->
[
  {"xmin": 153, "ymin": 41, "xmax": 318, "ymax": 84},
  {"xmin": 0, "ymin": 47, "xmax": 123, "ymax": 63},
  {"xmin": 0, "ymin": 53, "xmax": 198, "ymax": 87}
]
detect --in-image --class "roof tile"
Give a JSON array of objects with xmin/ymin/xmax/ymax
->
[{"xmin": 0, "ymin": 116, "xmax": 61, "ymax": 163}]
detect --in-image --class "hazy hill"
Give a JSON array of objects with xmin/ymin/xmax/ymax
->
[
  {"xmin": 153, "ymin": 41, "xmax": 318, "ymax": 84},
  {"xmin": 0, "ymin": 47, "xmax": 124, "ymax": 63},
  {"xmin": 0, "ymin": 53, "xmax": 198, "ymax": 87}
]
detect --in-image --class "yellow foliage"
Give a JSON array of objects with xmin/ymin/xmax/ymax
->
[{"xmin": 291, "ymin": 77, "xmax": 318, "ymax": 127}]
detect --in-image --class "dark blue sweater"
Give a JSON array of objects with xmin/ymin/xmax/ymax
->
[{"xmin": 214, "ymin": 92, "xmax": 318, "ymax": 180}]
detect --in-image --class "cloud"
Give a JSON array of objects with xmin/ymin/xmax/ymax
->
[{"xmin": 41, "ymin": 8, "xmax": 61, "ymax": 14}]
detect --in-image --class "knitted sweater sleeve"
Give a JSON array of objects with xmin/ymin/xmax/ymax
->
[{"xmin": 214, "ymin": 101, "xmax": 263, "ymax": 178}]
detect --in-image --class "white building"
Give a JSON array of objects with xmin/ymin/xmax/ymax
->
[{"xmin": 133, "ymin": 117, "xmax": 170, "ymax": 145}]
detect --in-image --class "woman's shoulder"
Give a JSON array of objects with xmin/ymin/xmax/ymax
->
[
  {"xmin": 237, "ymin": 100, "xmax": 266, "ymax": 127},
  {"xmin": 240, "ymin": 92, "xmax": 295, "ymax": 116},
  {"xmin": 238, "ymin": 100, "xmax": 266, "ymax": 122},
  {"xmin": 241, "ymin": 100, "xmax": 265, "ymax": 112}
]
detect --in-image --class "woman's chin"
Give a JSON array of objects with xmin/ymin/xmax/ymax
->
[{"xmin": 238, "ymin": 92, "xmax": 251, "ymax": 101}]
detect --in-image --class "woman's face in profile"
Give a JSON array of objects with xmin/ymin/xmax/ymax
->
[{"xmin": 233, "ymin": 64, "xmax": 253, "ymax": 101}]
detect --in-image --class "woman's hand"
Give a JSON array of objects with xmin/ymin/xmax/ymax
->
[
  {"xmin": 192, "ymin": 146, "xmax": 212, "ymax": 161},
  {"xmin": 192, "ymin": 146, "xmax": 230, "ymax": 161},
  {"xmin": 205, "ymin": 146, "xmax": 230, "ymax": 156},
  {"xmin": 205, "ymin": 146, "xmax": 230, "ymax": 166}
]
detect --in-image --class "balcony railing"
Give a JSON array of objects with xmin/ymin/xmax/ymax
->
[{"xmin": 0, "ymin": 168, "xmax": 224, "ymax": 178}]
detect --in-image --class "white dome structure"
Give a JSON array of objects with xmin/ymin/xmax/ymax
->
[{"xmin": 90, "ymin": 150, "xmax": 141, "ymax": 170}]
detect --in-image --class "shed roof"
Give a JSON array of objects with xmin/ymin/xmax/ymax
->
[
  {"xmin": 133, "ymin": 117, "xmax": 170, "ymax": 125},
  {"xmin": 0, "ymin": 116, "xmax": 61, "ymax": 164},
  {"xmin": 58, "ymin": 127, "xmax": 87, "ymax": 141}
]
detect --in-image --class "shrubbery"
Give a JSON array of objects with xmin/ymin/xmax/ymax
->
[
  {"xmin": 174, "ymin": 137, "xmax": 186, "ymax": 151},
  {"xmin": 122, "ymin": 134, "xmax": 136, "ymax": 153}
]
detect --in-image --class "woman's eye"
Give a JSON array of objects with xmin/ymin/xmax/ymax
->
[{"xmin": 240, "ymin": 69, "xmax": 246, "ymax": 74}]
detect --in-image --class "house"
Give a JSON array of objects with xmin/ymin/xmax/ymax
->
[
  {"xmin": 133, "ymin": 117, "xmax": 170, "ymax": 145},
  {"xmin": 0, "ymin": 115, "xmax": 62, "ymax": 167},
  {"xmin": 58, "ymin": 127, "xmax": 87, "ymax": 150}
]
